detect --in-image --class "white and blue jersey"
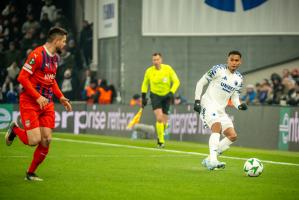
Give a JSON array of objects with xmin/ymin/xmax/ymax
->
[
  {"xmin": 195, "ymin": 64, "xmax": 243, "ymax": 109},
  {"xmin": 195, "ymin": 64, "xmax": 243, "ymax": 130}
]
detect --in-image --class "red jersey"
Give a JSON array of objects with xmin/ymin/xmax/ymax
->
[{"xmin": 18, "ymin": 45, "xmax": 63, "ymax": 103}]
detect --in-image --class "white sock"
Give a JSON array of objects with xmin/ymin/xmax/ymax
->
[
  {"xmin": 218, "ymin": 137, "xmax": 233, "ymax": 154},
  {"xmin": 209, "ymin": 133, "xmax": 220, "ymax": 162}
]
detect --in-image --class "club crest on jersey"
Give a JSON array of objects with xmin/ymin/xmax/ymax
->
[
  {"xmin": 207, "ymin": 69, "xmax": 214, "ymax": 77},
  {"xmin": 25, "ymin": 120, "xmax": 30, "ymax": 127},
  {"xmin": 44, "ymin": 73, "xmax": 56, "ymax": 80},
  {"xmin": 29, "ymin": 58, "xmax": 35, "ymax": 65}
]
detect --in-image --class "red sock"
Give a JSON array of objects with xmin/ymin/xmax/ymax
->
[
  {"xmin": 28, "ymin": 144, "xmax": 49, "ymax": 173},
  {"xmin": 13, "ymin": 127, "xmax": 28, "ymax": 145}
]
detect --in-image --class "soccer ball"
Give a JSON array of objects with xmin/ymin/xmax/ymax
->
[{"xmin": 243, "ymin": 158, "xmax": 263, "ymax": 177}]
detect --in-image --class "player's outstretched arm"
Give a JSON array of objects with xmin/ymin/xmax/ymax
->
[
  {"xmin": 59, "ymin": 96, "xmax": 72, "ymax": 112},
  {"xmin": 17, "ymin": 70, "xmax": 42, "ymax": 100},
  {"xmin": 231, "ymin": 91, "xmax": 247, "ymax": 111},
  {"xmin": 36, "ymin": 96, "xmax": 49, "ymax": 109},
  {"xmin": 194, "ymin": 75, "xmax": 208, "ymax": 102},
  {"xmin": 53, "ymin": 80, "xmax": 72, "ymax": 112},
  {"xmin": 18, "ymin": 70, "xmax": 50, "ymax": 109},
  {"xmin": 194, "ymin": 75, "xmax": 208, "ymax": 114},
  {"xmin": 231, "ymin": 78, "xmax": 247, "ymax": 111},
  {"xmin": 170, "ymin": 68, "xmax": 180, "ymax": 94}
]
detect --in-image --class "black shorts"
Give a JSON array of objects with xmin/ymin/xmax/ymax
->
[{"xmin": 150, "ymin": 92, "xmax": 171, "ymax": 114}]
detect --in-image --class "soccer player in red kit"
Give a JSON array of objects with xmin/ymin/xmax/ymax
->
[{"xmin": 5, "ymin": 27, "xmax": 72, "ymax": 181}]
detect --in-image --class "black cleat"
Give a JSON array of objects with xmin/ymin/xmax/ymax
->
[
  {"xmin": 25, "ymin": 172, "xmax": 43, "ymax": 181},
  {"xmin": 156, "ymin": 139, "xmax": 165, "ymax": 148},
  {"xmin": 5, "ymin": 121, "xmax": 18, "ymax": 146},
  {"xmin": 157, "ymin": 143, "xmax": 165, "ymax": 149}
]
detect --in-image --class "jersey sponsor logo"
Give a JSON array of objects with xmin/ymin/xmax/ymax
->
[
  {"xmin": 220, "ymin": 82, "xmax": 235, "ymax": 93},
  {"xmin": 25, "ymin": 120, "xmax": 30, "ymax": 127},
  {"xmin": 44, "ymin": 73, "xmax": 56, "ymax": 80},
  {"xmin": 162, "ymin": 77, "xmax": 168, "ymax": 83}
]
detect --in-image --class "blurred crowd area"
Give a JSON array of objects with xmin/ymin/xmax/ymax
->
[
  {"xmin": 242, "ymin": 68, "xmax": 299, "ymax": 106},
  {"xmin": 0, "ymin": 0, "xmax": 118, "ymax": 104}
]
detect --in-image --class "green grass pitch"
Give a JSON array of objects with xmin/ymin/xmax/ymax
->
[{"xmin": 1, "ymin": 132, "xmax": 299, "ymax": 200}]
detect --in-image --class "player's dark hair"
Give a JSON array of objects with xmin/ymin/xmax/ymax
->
[
  {"xmin": 47, "ymin": 27, "xmax": 68, "ymax": 42},
  {"xmin": 228, "ymin": 50, "xmax": 242, "ymax": 58},
  {"xmin": 152, "ymin": 52, "xmax": 162, "ymax": 57}
]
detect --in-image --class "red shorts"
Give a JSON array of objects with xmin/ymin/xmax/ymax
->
[{"xmin": 20, "ymin": 100, "xmax": 55, "ymax": 131}]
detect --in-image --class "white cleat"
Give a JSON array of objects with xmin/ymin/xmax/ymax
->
[
  {"xmin": 202, "ymin": 157, "xmax": 209, "ymax": 168},
  {"xmin": 204, "ymin": 159, "xmax": 226, "ymax": 170}
]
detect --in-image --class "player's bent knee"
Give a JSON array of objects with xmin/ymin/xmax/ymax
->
[
  {"xmin": 228, "ymin": 134, "xmax": 237, "ymax": 142},
  {"xmin": 28, "ymin": 137, "xmax": 41, "ymax": 146},
  {"xmin": 211, "ymin": 122, "xmax": 222, "ymax": 133},
  {"xmin": 40, "ymin": 137, "xmax": 51, "ymax": 147},
  {"xmin": 46, "ymin": 138, "xmax": 52, "ymax": 145}
]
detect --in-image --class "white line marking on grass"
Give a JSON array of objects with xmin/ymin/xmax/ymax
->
[
  {"xmin": 0, "ymin": 155, "xmax": 28, "ymax": 158},
  {"xmin": 0, "ymin": 154, "xmax": 192, "ymax": 158},
  {"xmin": 53, "ymin": 137, "xmax": 299, "ymax": 167},
  {"xmin": 65, "ymin": 154, "xmax": 192, "ymax": 158}
]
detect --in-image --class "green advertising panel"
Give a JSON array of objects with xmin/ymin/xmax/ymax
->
[
  {"xmin": 0, "ymin": 104, "xmax": 13, "ymax": 131},
  {"xmin": 278, "ymin": 107, "xmax": 291, "ymax": 150}
]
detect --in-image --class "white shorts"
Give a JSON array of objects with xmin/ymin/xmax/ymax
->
[{"xmin": 200, "ymin": 103, "xmax": 234, "ymax": 133}]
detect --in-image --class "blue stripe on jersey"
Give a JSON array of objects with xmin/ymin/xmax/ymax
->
[
  {"xmin": 41, "ymin": 88, "xmax": 45, "ymax": 98},
  {"xmin": 41, "ymin": 50, "xmax": 46, "ymax": 71},
  {"xmin": 50, "ymin": 56, "xmax": 56, "ymax": 71},
  {"xmin": 207, "ymin": 64, "xmax": 226, "ymax": 79},
  {"xmin": 40, "ymin": 87, "xmax": 53, "ymax": 102},
  {"xmin": 41, "ymin": 87, "xmax": 51, "ymax": 101},
  {"xmin": 235, "ymin": 71, "xmax": 243, "ymax": 80},
  {"xmin": 36, "ymin": 84, "xmax": 40, "ymax": 93},
  {"xmin": 48, "ymin": 88, "xmax": 53, "ymax": 102},
  {"xmin": 45, "ymin": 53, "xmax": 50, "ymax": 69}
]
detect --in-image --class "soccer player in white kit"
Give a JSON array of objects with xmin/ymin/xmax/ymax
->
[{"xmin": 194, "ymin": 50, "xmax": 248, "ymax": 170}]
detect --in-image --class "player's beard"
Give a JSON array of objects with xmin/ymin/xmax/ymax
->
[
  {"xmin": 56, "ymin": 48, "xmax": 62, "ymax": 55},
  {"xmin": 228, "ymin": 66, "xmax": 237, "ymax": 73}
]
